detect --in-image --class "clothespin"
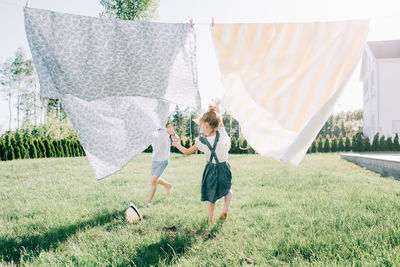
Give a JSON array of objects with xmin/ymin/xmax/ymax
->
[
  {"xmin": 25, "ymin": 0, "xmax": 30, "ymax": 8},
  {"xmin": 211, "ymin": 17, "xmax": 214, "ymax": 27},
  {"xmin": 190, "ymin": 18, "xmax": 193, "ymax": 29}
]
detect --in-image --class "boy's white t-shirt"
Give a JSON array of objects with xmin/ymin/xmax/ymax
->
[
  {"xmin": 195, "ymin": 127, "xmax": 230, "ymax": 164},
  {"xmin": 151, "ymin": 128, "xmax": 171, "ymax": 162}
]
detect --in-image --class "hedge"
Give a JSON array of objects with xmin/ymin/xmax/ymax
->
[
  {"xmin": 2, "ymin": 130, "xmax": 399, "ymax": 161},
  {"xmin": 0, "ymin": 131, "xmax": 86, "ymax": 161}
]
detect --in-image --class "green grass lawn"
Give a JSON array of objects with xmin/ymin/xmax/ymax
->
[{"xmin": 1, "ymin": 153, "xmax": 400, "ymax": 266}]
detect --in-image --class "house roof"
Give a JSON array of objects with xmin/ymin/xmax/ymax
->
[{"xmin": 367, "ymin": 40, "xmax": 400, "ymax": 59}]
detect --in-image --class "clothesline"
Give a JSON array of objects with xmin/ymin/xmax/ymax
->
[{"xmin": 17, "ymin": 0, "xmax": 400, "ymax": 22}]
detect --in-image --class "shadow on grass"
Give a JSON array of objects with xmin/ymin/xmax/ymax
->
[
  {"xmin": 128, "ymin": 220, "xmax": 223, "ymax": 267},
  {"xmin": 0, "ymin": 209, "xmax": 123, "ymax": 264}
]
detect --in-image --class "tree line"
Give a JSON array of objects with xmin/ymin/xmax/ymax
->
[{"xmin": 308, "ymin": 133, "xmax": 400, "ymax": 153}]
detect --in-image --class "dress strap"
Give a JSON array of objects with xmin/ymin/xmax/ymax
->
[{"xmin": 199, "ymin": 130, "xmax": 220, "ymax": 164}]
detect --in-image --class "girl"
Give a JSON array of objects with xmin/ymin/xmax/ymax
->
[{"xmin": 172, "ymin": 102, "xmax": 232, "ymax": 224}]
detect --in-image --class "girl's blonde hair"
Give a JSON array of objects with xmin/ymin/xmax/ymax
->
[{"xmin": 200, "ymin": 104, "xmax": 221, "ymax": 130}]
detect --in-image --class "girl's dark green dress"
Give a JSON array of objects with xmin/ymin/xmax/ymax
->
[{"xmin": 199, "ymin": 130, "xmax": 232, "ymax": 203}]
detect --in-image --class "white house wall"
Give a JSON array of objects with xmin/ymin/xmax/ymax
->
[
  {"xmin": 378, "ymin": 60, "xmax": 400, "ymax": 138},
  {"xmin": 362, "ymin": 50, "xmax": 379, "ymax": 140}
]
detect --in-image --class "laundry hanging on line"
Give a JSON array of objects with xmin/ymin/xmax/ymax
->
[
  {"xmin": 24, "ymin": 7, "xmax": 200, "ymax": 180},
  {"xmin": 211, "ymin": 21, "xmax": 369, "ymax": 165}
]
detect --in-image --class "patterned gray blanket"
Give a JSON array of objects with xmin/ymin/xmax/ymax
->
[{"xmin": 24, "ymin": 8, "xmax": 200, "ymax": 179}]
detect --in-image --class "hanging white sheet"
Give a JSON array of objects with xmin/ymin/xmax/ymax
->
[
  {"xmin": 24, "ymin": 8, "xmax": 200, "ymax": 179},
  {"xmin": 212, "ymin": 21, "xmax": 369, "ymax": 165}
]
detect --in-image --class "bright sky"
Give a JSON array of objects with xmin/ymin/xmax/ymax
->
[{"xmin": 0, "ymin": 0, "xmax": 400, "ymax": 132}]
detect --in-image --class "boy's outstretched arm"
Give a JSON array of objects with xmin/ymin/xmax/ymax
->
[{"xmin": 172, "ymin": 141, "xmax": 198, "ymax": 155}]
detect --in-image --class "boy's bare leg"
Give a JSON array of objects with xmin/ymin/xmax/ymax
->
[
  {"xmin": 219, "ymin": 190, "xmax": 232, "ymax": 220},
  {"xmin": 146, "ymin": 175, "xmax": 159, "ymax": 205},
  {"xmin": 157, "ymin": 178, "xmax": 172, "ymax": 196},
  {"xmin": 208, "ymin": 202, "xmax": 216, "ymax": 224}
]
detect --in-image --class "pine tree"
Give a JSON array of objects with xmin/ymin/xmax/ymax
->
[
  {"xmin": 57, "ymin": 140, "xmax": 65, "ymax": 157},
  {"xmin": 29, "ymin": 141, "xmax": 37, "ymax": 159},
  {"xmin": 345, "ymin": 136, "xmax": 351, "ymax": 152},
  {"xmin": 4, "ymin": 135, "xmax": 15, "ymax": 160},
  {"xmin": 0, "ymin": 138, "xmax": 6, "ymax": 161},
  {"xmin": 356, "ymin": 135, "xmax": 364, "ymax": 152},
  {"xmin": 231, "ymin": 136, "xmax": 238, "ymax": 154},
  {"xmin": 67, "ymin": 140, "xmax": 75, "ymax": 157},
  {"xmin": 10, "ymin": 136, "xmax": 21, "ymax": 159},
  {"xmin": 51, "ymin": 141, "xmax": 57, "ymax": 157},
  {"xmin": 311, "ymin": 140, "xmax": 317, "ymax": 153},
  {"xmin": 394, "ymin": 133, "xmax": 400, "ymax": 151},
  {"xmin": 387, "ymin": 137, "xmax": 393, "ymax": 151},
  {"xmin": 331, "ymin": 137, "xmax": 338, "ymax": 152},
  {"xmin": 352, "ymin": 135, "xmax": 357, "ymax": 152},
  {"xmin": 338, "ymin": 136, "xmax": 345, "ymax": 151},
  {"xmin": 52, "ymin": 140, "xmax": 59, "ymax": 157},
  {"xmin": 39, "ymin": 139, "xmax": 47, "ymax": 158},
  {"xmin": 379, "ymin": 135, "xmax": 387, "ymax": 151},
  {"xmin": 73, "ymin": 141, "xmax": 80, "ymax": 157},
  {"xmin": 43, "ymin": 139, "xmax": 52, "ymax": 157},
  {"xmin": 323, "ymin": 138, "xmax": 331, "ymax": 153},
  {"xmin": 61, "ymin": 139, "xmax": 70, "ymax": 157},
  {"xmin": 33, "ymin": 140, "xmax": 43, "ymax": 158},
  {"xmin": 317, "ymin": 138, "xmax": 324, "ymax": 152},
  {"xmin": 372, "ymin": 133, "xmax": 379, "ymax": 151},
  {"xmin": 77, "ymin": 140, "xmax": 85, "ymax": 156},
  {"xmin": 17, "ymin": 140, "xmax": 27, "ymax": 159},
  {"xmin": 364, "ymin": 137, "xmax": 371, "ymax": 152}
]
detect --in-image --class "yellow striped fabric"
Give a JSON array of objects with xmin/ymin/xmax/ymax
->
[{"xmin": 212, "ymin": 21, "xmax": 369, "ymax": 165}]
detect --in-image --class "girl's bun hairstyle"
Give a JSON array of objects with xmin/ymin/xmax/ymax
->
[{"xmin": 200, "ymin": 104, "xmax": 221, "ymax": 130}]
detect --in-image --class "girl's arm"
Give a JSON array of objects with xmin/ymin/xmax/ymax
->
[{"xmin": 172, "ymin": 141, "xmax": 198, "ymax": 155}]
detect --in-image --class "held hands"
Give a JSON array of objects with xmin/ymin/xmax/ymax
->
[{"xmin": 171, "ymin": 135, "xmax": 180, "ymax": 147}]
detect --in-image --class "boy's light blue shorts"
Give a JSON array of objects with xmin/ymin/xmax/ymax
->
[{"xmin": 151, "ymin": 160, "xmax": 168, "ymax": 177}]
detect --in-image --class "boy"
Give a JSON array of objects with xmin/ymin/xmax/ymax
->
[{"xmin": 145, "ymin": 124, "xmax": 177, "ymax": 206}]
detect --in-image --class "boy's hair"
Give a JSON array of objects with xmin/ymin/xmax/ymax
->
[{"xmin": 200, "ymin": 104, "xmax": 221, "ymax": 130}]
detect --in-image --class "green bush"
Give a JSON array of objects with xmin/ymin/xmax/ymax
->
[
  {"xmin": 230, "ymin": 136, "xmax": 238, "ymax": 154},
  {"xmin": 34, "ymin": 140, "xmax": 43, "ymax": 158},
  {"xmin": 311, "ymin": 140, "xmax": 317, "ymax": 153},
  {"xmin": 77, "ymin": 140, "xmax": 86, "ymax": 156},
  {"xmin": 351, "ymin": 135, "xmax": 357, "ymax": 152},
  {"xmin": 323, "ymin": 138, "xmax": 331, "ymax": 153},
  {"xmin": 317, "ymin": 138, "xmax": 323, "ymax": 153},
  {"xmin": 72, "ymin": 140, "xmax": 80, "ymax": 157},
  {"xmin": 356, "ymin": 135, "xmax": 364, "ymax": 152},
  {"xmin": 61, "ymin": 139, "xmax": 70, "ymax": 157},
  {"xmin": 331, "ymin": 137, "xmax": 337, "ymax": 152},
  {"xmin": 394, "ymin": 133, "xmax": 400, "ymax": 151},
  {"xmin": 387, "ymin": 137, "xmax": 393, "ymax": 151},
  {"xmin": 345, "ymin": 136, "xmax": 351, "ymax": 152},
  {"xmin": 364, "ymin": 137, "xmax": 371, "ymax": 152},
  {"xmin": 43, "ymin": 139, "xmax": 52, "ymax": 157},
  {"xmin": 379, "ymin": 135, "xmax": 387, "ymax": 151},
  {"xmin": 28, "ymin": 141, "xmax": 38, "ymax": 159},
  {"xmin": 338, "ymin": 136, "xmax": 345, "ymax": 151},
  {"xmin": 38, "ymin": 139, "xmax": 47, "ymax": 158},
  {"xmin": 372, "ymin": 133, "xmax": 379, "ymax": 151},
  {"xmin": 0, "ymin": 138, "xmax": 6, "ymax": 161}
]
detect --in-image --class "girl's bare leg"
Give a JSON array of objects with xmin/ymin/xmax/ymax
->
[
  {"xmin": 146, "ymin": 175, "xmax": 159, "ymax": 204},
  {"xmin": 157, "ymin": 178, "xmax": 172, "ymax": 196},
  {"xmin": 219, "ymin": 190, "xmax": 232, "ymax": 220},
  {"xmin": 208, "ymin": 202, "xmax": 216, "ymax": 224}
]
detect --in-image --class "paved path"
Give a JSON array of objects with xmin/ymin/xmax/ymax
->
[{"xmin": 341, "ymin": 153, "xmax": 400, "ymax": 178}]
